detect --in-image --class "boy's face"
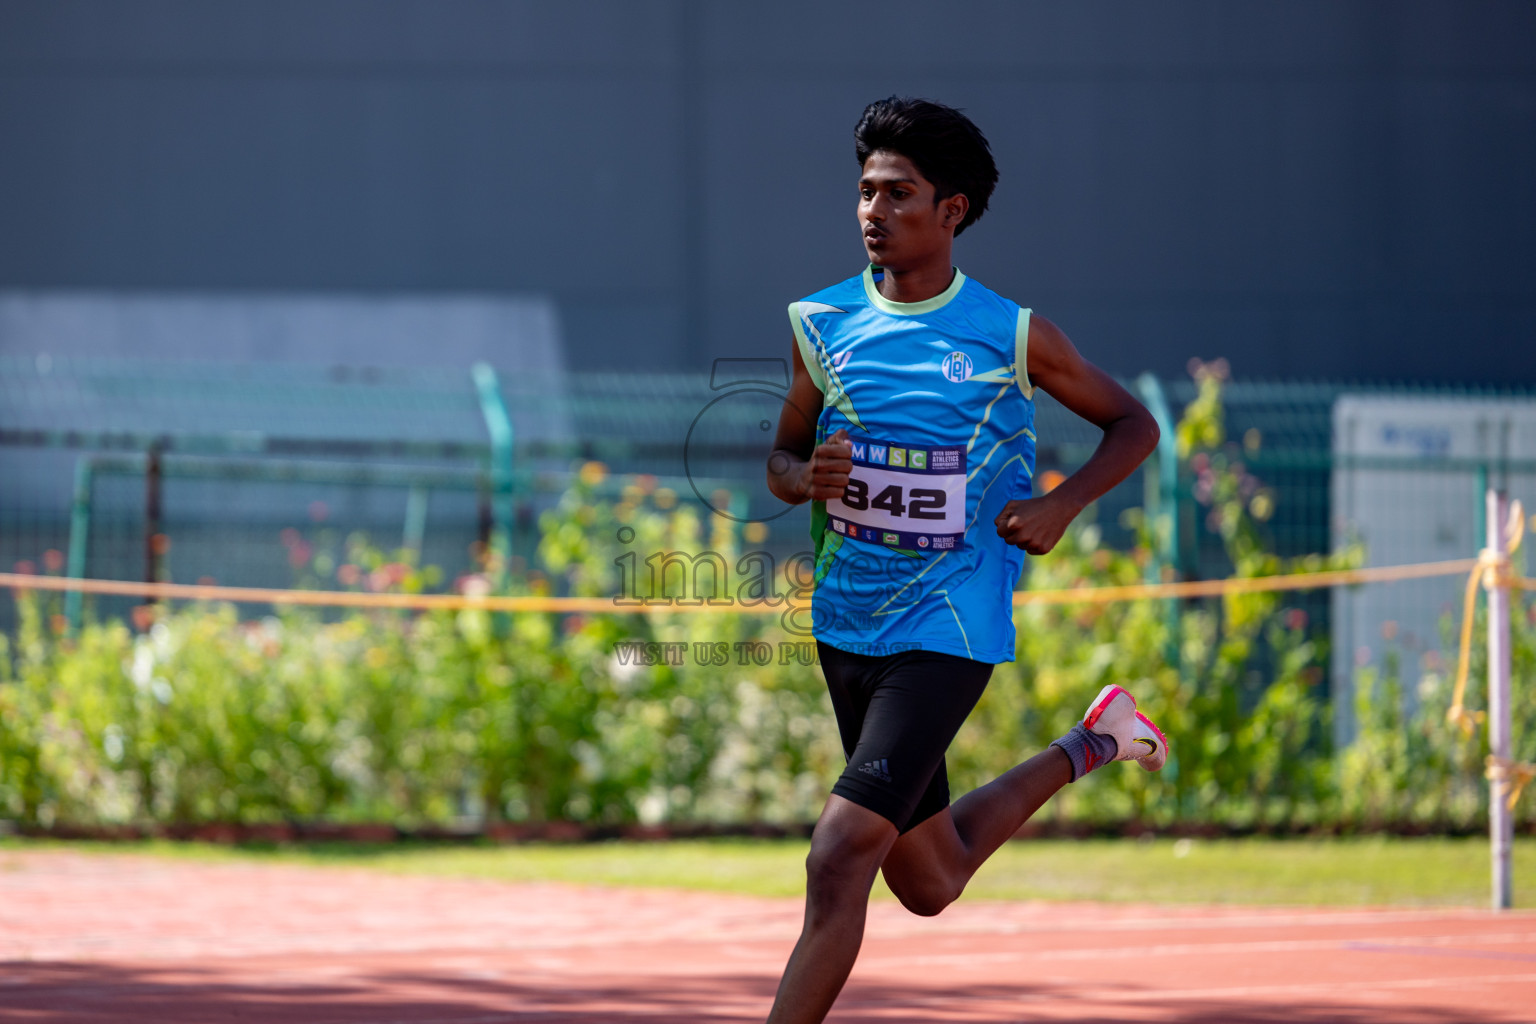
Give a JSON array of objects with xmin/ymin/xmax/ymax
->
[{"xmin": 858, "ymin": 150, "xmax": 966, "ymax": 270}]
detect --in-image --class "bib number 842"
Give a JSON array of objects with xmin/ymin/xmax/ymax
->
[{"xmin": 842, "ymin": 477, "xmax": 946, "ymax": 519}]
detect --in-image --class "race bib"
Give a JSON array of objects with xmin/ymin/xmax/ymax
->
[{"xmin": 826, "ymin": 434, "xmax": 967, "ymax": 551}]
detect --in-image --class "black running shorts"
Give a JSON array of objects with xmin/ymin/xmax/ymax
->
[{"xmin": 817, "ymin": 640, "xmax": 994, "ymax": 834}]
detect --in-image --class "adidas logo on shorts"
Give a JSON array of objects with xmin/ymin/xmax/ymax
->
[{"xmin": 857, "ymin": 758, "xmax": 892, "ymax": 782}]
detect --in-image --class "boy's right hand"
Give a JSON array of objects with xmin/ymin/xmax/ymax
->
[{"xmin": 802, "ymin": 428, "xmax": 853, "ymax": 501}]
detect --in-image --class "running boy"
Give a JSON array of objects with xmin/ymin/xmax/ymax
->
[{"xmin": 763, "ymin": 96, "xmax": 1168, "ymax": 1023}]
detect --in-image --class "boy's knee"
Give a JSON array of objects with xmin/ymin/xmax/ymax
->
[
  {"xmin": 804, "ymin": 834, "xmax": 877, "ymax": 897},
  {"xmin": 887, "ymin": 874, "xmax": 961, "ymax": 918},
  {"xmin": 802, "ymin": 812, "xmax": 893, "ymax": 910}
]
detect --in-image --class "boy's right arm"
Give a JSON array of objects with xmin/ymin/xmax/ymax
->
[
  {"xmin": 994, "ymin": 314, "xmax": 1159, "ymax": 554},
  {"xmin": 767, "ymin": 334, "xmax": 852, "ymax": 505}
]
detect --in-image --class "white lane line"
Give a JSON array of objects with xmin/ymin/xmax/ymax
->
[
  {"xmin": 857, "ymin": 929, "xmax": 1536, "ymax": 970},
  {"xmin": 1117, "ymin": 970, "xmax": 1536, "ymax": 1002}
]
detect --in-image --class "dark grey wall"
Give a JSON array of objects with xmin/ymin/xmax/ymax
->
[{"xmin": 2, "ymin": 1, "xmax": 1533, "ymax": 382}]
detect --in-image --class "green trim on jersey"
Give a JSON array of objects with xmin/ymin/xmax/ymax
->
[
  {"xmin": 1015, "ymin": 308, "xmax": 1035, "ymax": 399},
  {"xmin": 788, "ymin": 301, "xmax": 867, "ymax": 431},
  {"xmin": 812, "ymin": 512, "xmax": 839, "ymax": 581},
  {"xmin": 787, "ymin": 302, "xmax": 827, "ymax": 394},
  {"xmin": 861, "ymin": 264, "xmax": 968, "ymax": 316}
]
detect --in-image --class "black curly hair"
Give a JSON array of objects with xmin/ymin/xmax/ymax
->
[{"xmin": 854, "ymin": 96, "xmax": 998, "ymax": 236}]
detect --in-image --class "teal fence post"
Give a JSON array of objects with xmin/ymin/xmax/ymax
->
[
  {"xmin": 1135, "ymin": 373, "xmax": 1183, "ymax": 711},
  {"xmin": 403, "ymin": 485, "xmax": 429, "ymax": 559},
  {"xmin": 1474, "ymin": 462, "xmax": 1489, "ymax": 551},
  {"xmin": 471, "ymin": 363, "xmax": 515, "ymax": 582},
  {"xmin": 64, "ymin": 457, "xmax": 93, "ymax": 632},
  {"xmin": 1135, "ymin": 374, "xmax": 1180, "ymax": 580}
]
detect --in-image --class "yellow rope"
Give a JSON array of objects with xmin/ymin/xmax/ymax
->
[
  {"xmin": 1011, "ymin": 558, "xmax": 1479, "ymax": 605},
  {"xmin": 1447, "ymin": 553, "xmax": 1496, "ymax": 738},
  {"xmin": 0, "ymin": 574, "xmax": 643, "ymax": 614},
  {"xmin": 0, "ymin": 557, "xmax": 1483, "ymax": 614},
  {"xmin": 1447, "ymin": 499, "xmax": 1532, "ymax": 808},
  {"xmin": 1487, "ymin": 756, "xmax": 1536, "ymax": 813}
]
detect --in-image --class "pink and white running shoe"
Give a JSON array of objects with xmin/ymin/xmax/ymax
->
[{"xmin": 1081, "ymin": 685, "xmax": 1167, "ymax": 772}]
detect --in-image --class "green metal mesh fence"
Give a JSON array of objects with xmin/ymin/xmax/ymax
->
[{"xmin": 3, "ymin": 356, "xmax": 1534, "ymax": 691}]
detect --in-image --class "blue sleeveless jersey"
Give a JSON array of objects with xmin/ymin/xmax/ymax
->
[{"xmin": 789, "ymin": 265, "xmax": 1037, "ymax": 664}]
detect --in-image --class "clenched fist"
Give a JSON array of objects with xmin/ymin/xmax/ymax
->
[
  {"xmin": 994, "ymin": 492, "xmax": 1079, "ymax": 555},
  {"xmin": 802, "ymin": 428, "xmax": 853, "ymax": 501}
]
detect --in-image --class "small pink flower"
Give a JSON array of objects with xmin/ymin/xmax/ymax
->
[{"xmin": 457, "ymin": 573, "xmax": 491, "ymax": 597}]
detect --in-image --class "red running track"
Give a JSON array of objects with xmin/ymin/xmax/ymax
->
[{"xmin": 2, "ymin": 849, "xmax": 1534, "ymax": 1023}]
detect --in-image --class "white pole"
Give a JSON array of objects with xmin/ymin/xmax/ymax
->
[{"xmin": 1486, "ymin": 489, "xmax": 1512, "ymax": 911}]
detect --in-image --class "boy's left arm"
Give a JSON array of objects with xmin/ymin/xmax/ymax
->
[{"xmin": 994, "ymin": 314, "xmax": 1160, "ymax": 555}]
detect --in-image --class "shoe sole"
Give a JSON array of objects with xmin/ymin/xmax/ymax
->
[
  {"xmin": 1135, "ymin": 710, "xmax": 1168, "ymax": 755},
  {"xmin": 1133, "ymin": 710, "xmax": 1168, "ymax": 771}
]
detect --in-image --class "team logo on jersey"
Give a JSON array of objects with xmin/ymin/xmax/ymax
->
[
  {"xmin": 830, "ymin": 349, "xmax": 853, "ymax": 372},
  {"xmin": 917, "ymin": 536, "xmax": 930, "ymax": 548},
  {"xmin": 941, "ymin": 351, "xmax": 973, "ymax": 383},
  {"xmin": 882, "ymin": 532, "xmax": 899, "ymax": 546}
]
